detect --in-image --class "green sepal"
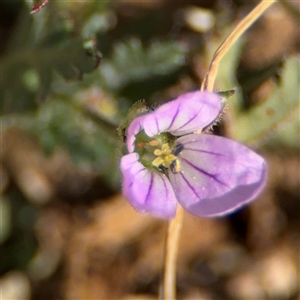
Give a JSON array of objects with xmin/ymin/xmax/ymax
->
[
  {"xmin": 117, "ymin": 100, "xmax": 149, "ymax": 142},
  {"xmin": 216, "ymin": 89, "xmax": 235, "ymax": 109}
]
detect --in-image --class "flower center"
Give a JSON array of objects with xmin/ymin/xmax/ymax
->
[
  {"xmin": 134, "ymin": 131, "xmax": 182, "ymax": 174},
  {"xmin": 152, "ymin": 143, "xmax": 177, "ymax": 169}
]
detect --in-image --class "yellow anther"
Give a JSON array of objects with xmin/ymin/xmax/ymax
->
[
  {"xmin": 152, "ymin": 143, "xmax": 178, "ymax": 169},
  {"xmin": 160, "ymin": 143, "xmax": 172, "ymax": 155},
  {"xmin": 152, "ymin": 157, "xmax": 164, "ymax": 168},
  {"xmin": 154, "ymin": 149, "xmax": 162, "ymax": 156}
]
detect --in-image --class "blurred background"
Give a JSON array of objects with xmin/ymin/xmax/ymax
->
[{"xmin": 0, "ymin": 0, "xmax": 299, "ymax": 299}]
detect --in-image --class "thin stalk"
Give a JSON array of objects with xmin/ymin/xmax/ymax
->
[
  {"xmin": 162, "ymin": 205, "xmax": 184, "ymax": 300},
  {"xmin": 201, "ymin": 0, "xmax": 278, "ymax": 92},
  {"xmin": 162, "ymin": 1, "xmax": 277, "ymax": 299}
]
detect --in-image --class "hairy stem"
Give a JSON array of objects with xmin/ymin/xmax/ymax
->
[{"xmin": 162, "ymin": 205, "xmax": 184, "ymax": 300}]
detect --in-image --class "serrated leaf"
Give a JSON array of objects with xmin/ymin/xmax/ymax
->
[
  {"xmin": 1, "ymin": 35, "xmax": 101, "ymax": 113},
  {"xmin": 1, "ymin": 5, "xmax": 102, "ymax": 114},
  {"xmin": 32, "ymin": 98, "xmax": 120, "ymax": 188},
  {"xmin": 51, "ymin": 37, "xmax": 101, "ymax": 80},
  {"xmin": 229, "ymin": 56, "xmax": 300, "ymax": 146},
  {"xmin": 98, "ymin": 38, "xmax": 188, "ymax": 92}
]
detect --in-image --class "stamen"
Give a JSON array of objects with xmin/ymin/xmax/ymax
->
[
  {"xmin": 152, "ymin": 143, "xmax": 179, "ymax": 171},
  {"xmin": 137, "ymin": 142, "xmax": 145, "ymax": 148},
  {"xmin": 152, "ymin": 157, "xmax": 165, "ymax": 168},
  {"xmin": 149, "ymin": 140, "xmax": 158, "ymax": 146},
  {"xmin": 154, "ymin": 149, "xmax": 162, "ymax": 156}
]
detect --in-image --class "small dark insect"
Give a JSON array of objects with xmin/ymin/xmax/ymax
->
[
  {"xmin": 169, "ymin": 143, "xmax": 184, "ymax": 174},
  {"xmin": 172, "ymin": 143, "xmax": 184, "ymax": 156},
  {"xmin": 158, "ymin": 165, "xmax": 168, "ymax": 173},
  {"xmin": 170, "ymin": 159, "xmax": 180, "ymax": 174}
]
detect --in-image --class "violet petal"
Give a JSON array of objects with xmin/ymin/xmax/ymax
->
[
  {"xmin": 169, "ymin": 134, "xmax": 266, "ymax": 217},
  {"xmin": 120, "ymin": 153, "xmax": 177, "ymax": 218},
  {"xmin": 143, "ymin": 91, "xmax": 221, "ymax": 137}
]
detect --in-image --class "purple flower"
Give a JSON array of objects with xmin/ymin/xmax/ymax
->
[{"xmin": 120, "ymin": 91, "xmax": 266, "ymax": 218}]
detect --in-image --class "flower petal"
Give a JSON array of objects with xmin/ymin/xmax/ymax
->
[
  {"xmin": 169, "ymin": 134, "xmax": 266, "ymax": 217},
  {"xmin": 120, "ymin": 153, "xmax": 177, "ymax": 218},
  {"xmin": 143, "ymin": 91, "xmax": 221, "ymax": 137}
]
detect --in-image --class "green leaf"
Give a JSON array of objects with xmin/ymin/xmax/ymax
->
[
  {"xmin": 229, "ymin": 56, "xmax": 300, "ymax": 147},
  {"xmin": 1, "ymin": 7, "xmax": 101, "ymax": 114},
  {"xmin": 98, "ymin": 38, "xmax": 188, "ymax": 92},
  {"xmin": 32, "ymin": 97, "xmax": 120, "ymax": 188}
]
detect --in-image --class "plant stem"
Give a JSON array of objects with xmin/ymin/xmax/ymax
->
[
  {"xmin": 162, "ymin": 205, "xmax": 184, "ymax": 300},
  {"xmin": 201, "ymin": 0, "xmax": 278, "ymax": 92},
  {"xmin": 162, "ymin": 1, "xmax": 278, "ymax": 300}
]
